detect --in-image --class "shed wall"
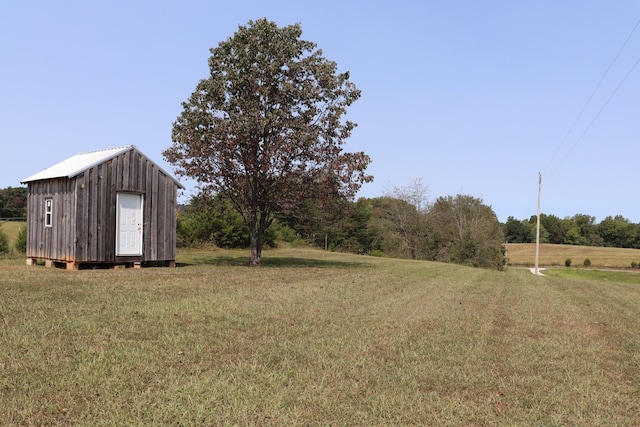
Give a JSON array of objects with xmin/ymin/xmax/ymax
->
[{"xmin": 25, "ymin": 178, "xmax": 77, "ymax": 261}]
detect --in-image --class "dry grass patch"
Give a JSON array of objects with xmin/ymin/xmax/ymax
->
[
  {"xmin": 1, "ymin": 248, "xmax": 640, "ymax": 425},
  {"xmin": 506, "ymin": 243, "xmax": 640, "ymax": 269}
]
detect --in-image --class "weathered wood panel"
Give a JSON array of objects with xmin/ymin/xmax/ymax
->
[
  {"xmin": 96, "ymin": 162, "xmax": 106, "ymax": 261},
  {"xmin": 75, "ymin": 171, "xmax": 88, "ymax": 261},
  {"xmin": 25, "ymin": 181, "xmax": 43, "ymax": 258},
  {"xmin": 89, "ymin": 167, "xmax": 98, "ymax": 261},
  {"xmin": 106, "ymin": 159, "xmax": 116, "ymax": 260},
  {"xmin": 157, "ymin": 173, "xmax": 167, "ymax": 259},
  {"xmin": 122, "ymin": 150, "xmax": 130, "ymax": 189},
  {"xmin": 149, "ymin": 166, "xmax": 160, "ymax": 260},
  {"xmin": 26, "ymin": 178, "xmax": 76, "ymax": 261},
  {"xmin": 61, "ymin": 179, "xmax": 75, "ymax": 261},
  {"xmin": 165, "ymin": 173, "xmax": 176, "ymax": 260}
]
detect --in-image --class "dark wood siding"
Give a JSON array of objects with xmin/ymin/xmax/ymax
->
[
  {"xmin": 26, "ymin": 147, "xmax": 180, "ymax": 265},
  {"xmin": 25, "ymin": 178, "xmax": 76, "ymax": 261},
  {"xmin": 74, "ymin": 162, "xmax": 114, "ymax": 262}
]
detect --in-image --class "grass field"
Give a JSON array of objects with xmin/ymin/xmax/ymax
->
[
  {"xmin": 544, "ymin": 267, "xmax": 640, "ymax": 284},
  {"xmin": 506, "ymin": 242, "xmax": 640, "ymax": 269},
  {"xmin": 2, "ymin": 248, "xmax": 640, "ymax": 425},
  {"xmin": 0, "ymin": 220, "xmax": 25, "ymax": 249}
]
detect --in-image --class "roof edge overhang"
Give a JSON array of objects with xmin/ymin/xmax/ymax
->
[{"xmin": 20, "ymin": 145, "xmax": 185, "ymax": 189}]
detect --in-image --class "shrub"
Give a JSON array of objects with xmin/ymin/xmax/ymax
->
[
  {"xmin": 0, "ymin": 229, "xmax": 8, "ymax": 254},
  {"xmin": 583, "ymin": 258, "xmax": 591, "ymax": 267},
  {"xmin": 14, "ymin": 226, "xmax": 26, "ymax": 254},
  {"xmin": 369, "ymin": 249, "xmax": 386, "ymax": 257},
  {"xmin": 565, "ymin": 258, "xmax": 572, "ymax": 267},
  {"xmin": 631, "ymin": 261, "xmax": 638, "ymax": 269}
]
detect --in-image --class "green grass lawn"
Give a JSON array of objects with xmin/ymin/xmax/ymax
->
[
  {"xmin": 544, "ymin": 266, "xmax": 640, "ymax": 284},
  {"xmin": 2, "ymin": 248, "xmax": 640, "ymax": 425}
]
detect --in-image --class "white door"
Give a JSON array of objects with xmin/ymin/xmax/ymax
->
[{"xmin": 116, "ymin": 193, "xmax": 143, "ymax": 256}]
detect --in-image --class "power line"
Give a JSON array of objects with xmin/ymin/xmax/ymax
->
[
  {"xmin": 551, "ymin": 54, "xmax": 640, "ymax": 175},
  {"xmin": 543, "ymin": 15, "xmax": 640, "ymax": 177}
]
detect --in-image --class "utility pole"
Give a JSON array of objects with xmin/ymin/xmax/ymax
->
[{"xmin": 535, "ymin": 173, "xmax": 542, "ymax": 276}]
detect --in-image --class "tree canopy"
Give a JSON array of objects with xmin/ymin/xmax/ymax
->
[
  {"xmin": 367, "ymin": 182, "xmax": 505, "ymax": 270},
  {"xmin": 0, "ymin": 186, "xmax": 27, "ymax": 219},
  {"xmin": 427, "ymin": 195, "xmax": 505, "ymax": 269},
  {"xmin": 164, "ymin": 19, "xmax": 371, "ymax": 265}
]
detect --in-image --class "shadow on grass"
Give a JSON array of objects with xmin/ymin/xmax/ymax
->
[{"xmin": 178, "ymin": 255, "xmax": 368, "ymax": 269}]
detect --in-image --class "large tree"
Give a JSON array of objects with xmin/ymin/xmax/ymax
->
[
  {"xmin": 427, "ymin": 195, "xmax": 505, "ymax": 270},
  {"xmin": 164, "ymin": 19, "xmax": 371, "ymax": 265},
  {"xmin": 376, "ymin": 178, "xmax": 430, "ymax": 260},
  {"xmin": 598, "ymin": 215, "xmax": 638, "ymax": 248},
  {"xmin": 503, "ymin": 216, "xmax": 534, "ymax": 243}
]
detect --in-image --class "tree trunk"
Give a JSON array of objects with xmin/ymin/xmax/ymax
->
[
  {"xmin": 250, "ymin": 240, "xmax": 261, "ymax": 266},
  {"xmin": 249, "ymin": 216, "xmax": 261, "ymax": 266},
  {"xmin": 249, "ymin": 212, "xmax": 267, "ymax": 266}
]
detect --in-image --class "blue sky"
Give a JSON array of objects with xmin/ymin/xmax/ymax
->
[{"xmin": 1, "ymin": 1, "xmax": 639, "ymax": 222}]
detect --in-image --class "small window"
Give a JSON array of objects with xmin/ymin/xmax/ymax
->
[{"xmin": 45, "ymin": 199, "xmax": 52, "ymax": 227}]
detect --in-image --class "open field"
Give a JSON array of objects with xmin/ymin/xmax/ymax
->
[
  {"xmin": 2, "ymin": 248, "xmax": 640, "ymax": 425},
  {"xmin": 506, "ymin": 242, "xmax": 640, "ymax": 269}
]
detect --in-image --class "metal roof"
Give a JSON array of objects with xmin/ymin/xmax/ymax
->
[{"xmin": 21, "ymin": 145, "xmax": 184, "ymax": 189}]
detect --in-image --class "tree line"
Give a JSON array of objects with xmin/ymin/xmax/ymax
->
[
  {"xmin": 0, "ymin": 186, "xmax": 27, "ymax": 219},
  {"xmin": 175, "ymin": 185, "xmax": 640, "ymax": 270},
  {"xmin": 3, "ymin": 182, "xmax": 640, "ymax": 267},
  {"xmin": 176, "ymin": 180, "xmax": 507, "ymax": 270},
  {"xmin": 503, "ymin": 213, "xmax": 640, "ymax": 249}
]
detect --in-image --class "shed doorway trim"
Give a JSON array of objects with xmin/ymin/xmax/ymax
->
[{"xmin": 116, "ymin": 192, "xmax": 143, "ymax": 256}]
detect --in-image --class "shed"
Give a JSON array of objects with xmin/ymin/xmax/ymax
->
[{"xmin": 21, "ymin": 145, "xmax": 184, "ymax": 269}]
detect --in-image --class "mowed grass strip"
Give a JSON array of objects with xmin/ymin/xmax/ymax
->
[
  {"xmin": 545, "ymin": 267, "xmax": 640, "ymax": 285},
  {"xmin": 1, "ymin": 248, "xmax": 640, "ymax": 425}
]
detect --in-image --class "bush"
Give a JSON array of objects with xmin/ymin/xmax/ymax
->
[
  {"xmin": 565, "ymin": 258, "xmax": 572, "ymax": 267},
  {"xmin": 14, "ymin": 225, "xmax": 26, "ymax": 254},
  {"xmin": 583, "ymin": 258, "xmax": 591, "ymax": 267},
  {"xmin": 0, "ymin": 229, "xmax": 8, "ymax": 254},
  {"xmin": 631, "ymin": 261, "xmax": 638, "ymax": 269}
]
